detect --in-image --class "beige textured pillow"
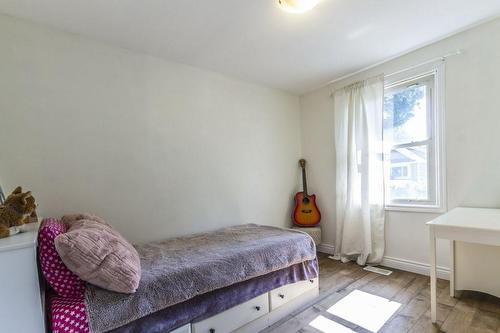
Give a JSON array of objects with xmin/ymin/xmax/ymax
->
[
  {"xmin": 61, "ymin": 213, "xmax": 107, "ymax": 226},
  {"xmin": 55, "ymin": 219, "xmax": 141, "ymax": 293}
]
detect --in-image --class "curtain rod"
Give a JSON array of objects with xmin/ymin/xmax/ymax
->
[
  {"xmin": 385, "ymin": 49, "xmax": 463, "ymax": 78},
  {"xmin": 328, "ymin": 49, "xmax": 463, "ymax": 87}
]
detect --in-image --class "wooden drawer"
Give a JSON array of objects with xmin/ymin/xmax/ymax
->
[
  {"xmin": 170, "ymin": 324, "xmax": 191, "ymax": 333},
  {"xmin": 269, "ymin": 278, "xmax": 318, "ymax": 310},
  {"xmin": 191, "ymin": 293, "xmax": 269, "ymax": 333}
]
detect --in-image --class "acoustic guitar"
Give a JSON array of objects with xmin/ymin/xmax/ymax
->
[{"xmin": 293, "ymin": 159, "xmax": 321, "ymax": 227}]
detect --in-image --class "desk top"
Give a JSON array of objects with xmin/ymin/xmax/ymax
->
[{"xmin": 427, "ymin": 207, "xmax": 500, "ymax": 231}]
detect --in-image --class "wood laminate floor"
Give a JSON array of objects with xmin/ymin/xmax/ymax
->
[{"xmin": 262, "ymin": 253, "xmax": 500, "ymax": 333}]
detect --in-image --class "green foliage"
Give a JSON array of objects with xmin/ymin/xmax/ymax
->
[{"xmin": 384, "ymin": 87, "xmax": 424, "ymax": 128}]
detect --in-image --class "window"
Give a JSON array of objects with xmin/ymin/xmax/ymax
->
[
  {"xmin": 390, "ymin": 165, "xmax": 409, "ymax": 180},
  {"xmin": 383, "ymin": 67, "xmax": 445, "ymax": 211}
]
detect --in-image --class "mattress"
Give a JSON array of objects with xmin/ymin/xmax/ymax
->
[{"xmin": 48, "ymin": 259, "xmax": 318, "ymax": 333}]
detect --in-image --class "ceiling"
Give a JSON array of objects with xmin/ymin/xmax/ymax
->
[{"xmin": 0, "ymin": 0, "xmax": 499, "ymax": 94}]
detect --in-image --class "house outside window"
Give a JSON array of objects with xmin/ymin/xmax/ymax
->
[{"xmin": 383, "ymin": 64, "xmax": 445, "ymax": 212}]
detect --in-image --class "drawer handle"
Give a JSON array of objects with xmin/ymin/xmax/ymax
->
[
  {"xmin": 209, "ymin": 329, "xmax": 215, "ymax": 333},
  {"xmin": 255, "ymin": 306, "xmax": 261, "ymax": 311},
  {"xmin": 279, "ymin": 293, "xmax": 285, "ymax": 299}
]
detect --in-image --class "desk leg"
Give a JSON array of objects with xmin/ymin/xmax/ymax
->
[
  {"xmin": 429, "ymin": 227, "xmax": 437, "ymax": 323},
  {"xmin": 450, "ymin": 240, "xmax": 455, "ymax": 297}
]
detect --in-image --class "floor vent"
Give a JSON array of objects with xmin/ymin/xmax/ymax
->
[{"xmin": 363, "ymin": 266, "xmax": 393, "ymax": 276}]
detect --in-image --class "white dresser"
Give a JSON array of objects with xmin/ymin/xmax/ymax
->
[{"xmin": 0, "ymin": 228, "xmax": 45, "ymax": 332}]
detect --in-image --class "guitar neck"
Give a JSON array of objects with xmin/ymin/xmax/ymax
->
[{"xmin": 301, "ymin": 167, "xmax": 308, "ymax": 197}]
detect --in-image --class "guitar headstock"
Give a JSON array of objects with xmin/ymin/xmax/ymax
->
[{"xmin": 299, "ymin": 159, "xmax": 306, "ymax": 168}]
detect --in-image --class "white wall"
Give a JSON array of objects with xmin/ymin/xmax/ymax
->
[
  {"xmin": 0, "ymin": 14, "xmax": 302, "ymax": 244},
  {"xmin": 300, "ymin": 18, "xmax": 500, "ymax": 275}
]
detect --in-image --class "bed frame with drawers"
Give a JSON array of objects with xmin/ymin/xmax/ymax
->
[{"xmin": 171, "ymin": 278, "xmax": 319, "ymax": 333}]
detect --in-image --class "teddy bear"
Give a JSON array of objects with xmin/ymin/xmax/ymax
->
[{"xmin": 0, "ymin": 186, "xmax": 38, "ymax": 239}]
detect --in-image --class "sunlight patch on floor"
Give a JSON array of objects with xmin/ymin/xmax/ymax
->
[
  {"xmin": 326, "ymin": 289, "xmax": 401, "ymax": 332},
  {"xmin": 309, "ymin": 315, "xmax": 355, "ymax": 333}
]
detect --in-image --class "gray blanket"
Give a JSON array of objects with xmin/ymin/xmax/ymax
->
[{"xmin": 85, "ymin": 224, "xmax": 316, "ymax": 333}]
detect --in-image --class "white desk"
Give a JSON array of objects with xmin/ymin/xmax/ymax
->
[{"xmin": 427, "ymin": 207, "xmax": 500, "ymax": 323}]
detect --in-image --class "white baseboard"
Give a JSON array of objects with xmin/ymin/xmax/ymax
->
[
  {"xmin": 381, "ymin": 256, "xmax": 450, "ymax": 280},
  {"xmin": 317, "ymin": 243, "xmax": 335, "ymax": 255},
  {"xmin": 316, "ymin": 243, "xmax": 450, "ymax": 280}
]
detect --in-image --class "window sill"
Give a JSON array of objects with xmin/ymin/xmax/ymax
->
[{"xmin": 384, "ymin": 205, "xmax": 446, "ymax": 214}]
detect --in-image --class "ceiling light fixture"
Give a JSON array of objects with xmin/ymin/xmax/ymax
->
[{"xmin": 278, "ymin": 0, "xmax": 321, "ymax": 14}]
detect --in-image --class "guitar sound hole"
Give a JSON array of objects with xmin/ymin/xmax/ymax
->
[{"xmin": 302, "ymin": 197, "xmax": 310, "ymax": 204}]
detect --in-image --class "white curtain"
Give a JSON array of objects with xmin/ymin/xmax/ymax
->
[{"xmin": 333, "ymin": 76, "xmax": 385, "ymax": 265}]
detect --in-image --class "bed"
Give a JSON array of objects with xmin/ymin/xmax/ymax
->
[{"xmin": 42, "ymin": 222, "xmax": 319, "ymax": 333}]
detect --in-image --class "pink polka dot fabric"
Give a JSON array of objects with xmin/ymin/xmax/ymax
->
[
  {"xmin": 48, "ymin": 291, "xmax": 89, "ymax": 333},
  {"xmin": 38, "ymin": 218, "xmax": 86, "ymax": 298}
]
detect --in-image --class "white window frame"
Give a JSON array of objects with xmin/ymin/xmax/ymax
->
[{"xmin": 383, "ymin": 62, "xmax": 446, "ymax": 213}]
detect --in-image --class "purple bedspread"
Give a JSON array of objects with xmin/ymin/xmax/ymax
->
[{"xmin": 109, "ymin": 259, "xmax": 318, "ymax": 333}]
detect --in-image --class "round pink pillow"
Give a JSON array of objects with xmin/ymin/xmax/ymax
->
[{"xmin": 38, "ymin": 218, "xmax": 86, "ymax": 297}]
